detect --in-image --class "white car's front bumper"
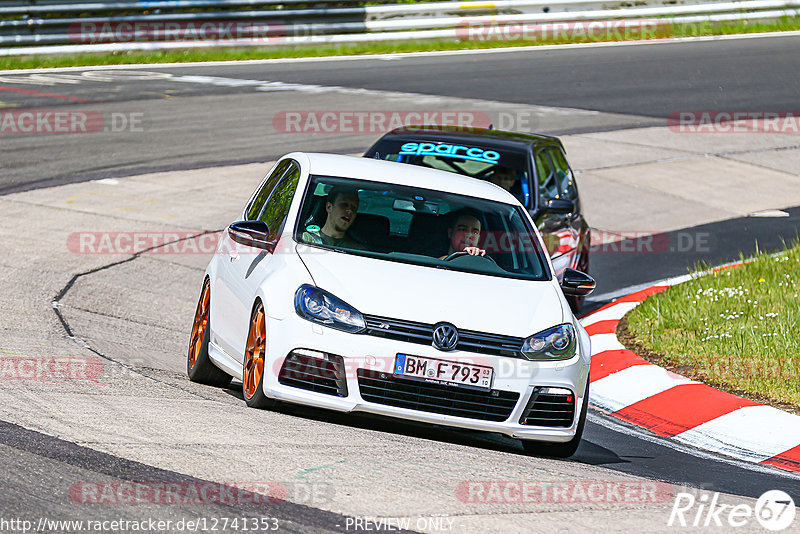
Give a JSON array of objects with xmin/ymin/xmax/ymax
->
[{"xmin": 261, "ymin": 313, "xmax": 590, "ymax": 443}]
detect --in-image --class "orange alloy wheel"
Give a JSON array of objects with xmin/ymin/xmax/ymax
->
[
  {"xmin": 188, "ymin": 281, "xmax": 210, "ymax": 370},
  {"xmin": 243, "ymin": 304, "xmax": 266, "ymax": 400}
]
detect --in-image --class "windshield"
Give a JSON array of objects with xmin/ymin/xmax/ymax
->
[
  {"xmin": 365, "ymin": 139, "xmax": 532, "ymax": 208},
  {"xmin": 293, "ymin": 175, "xmax": 550, "ymax": 281}
]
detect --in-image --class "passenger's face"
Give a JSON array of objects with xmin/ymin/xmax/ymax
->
[
  {"xmin": 327, "ymin": 193, "xmax": 359, "ymax": 233},
  {"xmin": 491, "ymin": 170, "xmax": 516, "ymax": 191},
  {"xmin": 449, "ymin": 215, "xmax": 481, "ymax": 252}
]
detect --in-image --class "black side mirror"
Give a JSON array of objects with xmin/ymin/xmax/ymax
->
[
  {"xmin": 561, "ymin": 268, "xmax": 596, "ymax": 296},
  {"xmin": 544, "ymin": 198, "xmax": 575, "ymax": 215},
  {"xmin": 228, "ymin": 220, "xmax": 274, "ymax": 251}
]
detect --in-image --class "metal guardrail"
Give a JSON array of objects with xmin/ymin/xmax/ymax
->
[
  {"xmin": 0, "ymin": 0, "xmax": 348, "ymax": 15},
  {"xmin": 1, "ymin": 0, "xmax": 799, "ymax": 55}
]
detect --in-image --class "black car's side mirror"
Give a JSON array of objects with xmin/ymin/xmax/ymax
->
[
  {"xmin": 561, "ymin": 268, "xmax": 596, "ymax": 296},
  {"xmin": 228, "ymin": 221, "xmax": 274, "ymax": 252},
  {"xmin": 544, "ymin": 198, "xmax": 575, "ymax": 215}
]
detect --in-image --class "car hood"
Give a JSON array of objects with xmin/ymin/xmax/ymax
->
[{"xmin": 296, "ymin": 245, "xmax": 566, "ymax": 338}]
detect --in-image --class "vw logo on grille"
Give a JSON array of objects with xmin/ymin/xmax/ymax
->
[{"xmin": 432, "ymin": 322, "xmax": 459, "ymax": 351}]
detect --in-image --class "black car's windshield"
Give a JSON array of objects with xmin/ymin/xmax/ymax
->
[
  {"xmin": 294, "ymin": 175, "xmax": 550, "ymax": 281},
  {"xmin": 365, "ymin": 138, "xmax": 532, "ymax": 208}
]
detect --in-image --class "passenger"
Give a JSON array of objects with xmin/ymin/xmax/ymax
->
[
  {"xmin": 302, "ymin": 187, "xmax": 365, "ymax": 250},
  {"xmin": 440, "ymin": 208, "xmax": 486, "ymax": 259},
  {"xmin": 490, "ymin": 165, "xmax": 517, "ymax": 192},
  {"xmin": 490, "ymin": 166, "xmax": 526, "ymax": 204}
]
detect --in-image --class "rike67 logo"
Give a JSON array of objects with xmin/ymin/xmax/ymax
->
[{"xmin": 669, "ymin": 490, "xmax": 796, "ymax": 531}]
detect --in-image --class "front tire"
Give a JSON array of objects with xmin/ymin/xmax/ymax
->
[
  {"xmin": 242, "ymin": 301, "xmax": 278, "ymax": 409},
  {"xmin": 187, "ymin": 279, "xmax": 232, "ymax": 387},
  {"xmin": 521, "ymin": 377, "xmax": 589, "ymax": 458}
]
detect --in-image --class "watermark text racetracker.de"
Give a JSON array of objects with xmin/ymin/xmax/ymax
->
[
  {"xmin": 456, "ymin": 19, "xmax": 670, "ymax": 42},
  {"xmin": 0, "ymin": 352, "xmax": 103, "ymax": 382},
  {"xmin": 273, "ymin": 110, "xmax": 491, "ymax": 134},
  {"xmin": 67, "ymin": 229, "xmax": 716, "ymax": 257},
  {"xmin": 70, "ymin": 481, "xmax": 288, "ymax": 505},
  {"xmin": 668, "ymin": 111, "xmax": 800, "ymax": 133},
  {"xmin": 69, "ymin": 21, "xmax": 285, "ymax": 43},
  {"xmin": 67, "ymin": 231, "xmax": 224, "ymax": 255},
  {"xmin": 588, "ymin": 230, "xmax": 713, "ymax": 254},
  {"xmin": 0, "ymin": 110, "xmax": 144, "ymax": 135},
  {"xmin": 70, "ymin": 480, "xmax": 334, "ymax": 506},
  {"xmin": 457, "ymin": 480, "xmax": 674, "ymax": 504}
]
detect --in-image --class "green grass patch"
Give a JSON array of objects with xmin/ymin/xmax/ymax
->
[
  {"xmin": 1, "ymin": 17, "xmax": 800, "ymax": 70},
  {"xmin": 624, "ymin": 244, "xmax": 800, "ymax": 412}
]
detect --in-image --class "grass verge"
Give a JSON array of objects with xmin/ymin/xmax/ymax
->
[
  {"xmin": 622, "ymin": 243, "xmax": 800, "ymax": 413},
  {"xmin": 1, "ymin": 17, "xmax": 800, "ymax": 70}
]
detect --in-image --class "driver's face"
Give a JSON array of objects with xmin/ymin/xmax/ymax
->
[
  {"xmin": 327, "ymin": 193, "xmax": 359, "ymax": 233},
  {"xmin": 448, "ymin": 215, "xmax": 481, "ymax": 252}
]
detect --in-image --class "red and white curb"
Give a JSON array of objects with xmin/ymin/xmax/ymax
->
[{"xmin": 581, "ymin": 273, "xmax": 800, "ymax": 474}]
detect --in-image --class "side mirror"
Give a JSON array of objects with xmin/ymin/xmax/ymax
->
[
  {"xmin": 544, "ymin": 198, "xmax": 575, "ymax": 215},
  {"xmin": 228, "ymin": 220, "xmax": 274, "ymax": 251},
  {"xmin": 560, "ymin": 268, "xmax": 596, "ymax": 296}
]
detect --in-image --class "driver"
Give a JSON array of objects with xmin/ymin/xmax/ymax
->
[
  {"xmin": 440, "ymin": 208, "xmax": 486, "ymax": 259},
  {"xmin": 302, "ymin": 187, "xmax": 365, "ymax": 250}
]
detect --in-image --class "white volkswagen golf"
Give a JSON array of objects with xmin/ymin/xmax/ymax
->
[{"xmin": 187, "ymin": 153, "xmax": 595, "ymax": 457}]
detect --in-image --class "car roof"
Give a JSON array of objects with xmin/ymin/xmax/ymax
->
[
  {"xmin": 290, "ymin": 152, "xmax": 519, "ymax": 205},
  {"xmin": 373, "ymin": 125, "xmax": 562, "ymax": 151}
]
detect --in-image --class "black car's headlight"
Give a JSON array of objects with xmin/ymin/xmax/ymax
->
[
  {"xmin": 521, "ymin": 324, "xmax": 577, "ymax": 361},
  {"xmin": 294, "ymin": 285, "xmax": 366, "ymax": 333}
]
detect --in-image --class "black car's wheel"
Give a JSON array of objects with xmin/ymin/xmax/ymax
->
[
  {"xmin": 242, "ymin": 301, "xmax": 278, "ymax": 409},
  {"xmin": 567, "ymin": 243, "xmax": 590, "ymax": 313},
  {"xmin": 187, "ymin": 279, "xmax": 232, "ymax": 387},
  {"xmin": 521, "ymin": 377, "xmax": 589, "ymax": 458}
]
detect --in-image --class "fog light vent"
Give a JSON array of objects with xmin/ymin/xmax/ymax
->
[
  {"xmin": 278, "ymin": 350, "xmax": 348, "ymax": 397},
  {"xmin": 519, "ymin": 386, "xmax": 575, "ymax": 427}
]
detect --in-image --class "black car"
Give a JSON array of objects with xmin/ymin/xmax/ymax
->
[{"xmin": 364, "ymin": 126, "xmax": 591, "ymax": 310}]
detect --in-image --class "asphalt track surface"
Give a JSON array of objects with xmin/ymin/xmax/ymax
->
[
  {"xmin": 0, "ymin": 421, "xmax": 357, "ymax": 533},
  {"xmin": 3, "ymin": 34, "xmax": 800, "ymax": 192},
  {"xmin": 147, "ymin": 35, "xmax": 800, "ymax": 119},
  {"xmin": 2, "ymin": 35, "xmax": 800, "ymax": 530}
]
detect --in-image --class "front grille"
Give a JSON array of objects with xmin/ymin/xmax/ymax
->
[
  {"xmin": 278, "ymin": 351, "xmax": 348, "ymax": 397},
  {"xmin": 519, "ymin": 387, "xmax": 575, "ymax": 427},
  {"xmin": 357, "ymin": 369, "xmax": 519, "ymax": 422},
  {"xmin": 363, "ymin": 315, "xmax": 524, "ymax": 358}
]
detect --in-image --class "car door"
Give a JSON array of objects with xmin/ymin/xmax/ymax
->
[
  {"xmin": 213, "ymin": 159, "xmax": 296, "ymax": 358},
  {"xmin": 548, "ymin": 146, "xmax": 584, "ymax": 267},
  {"xmin": 532, "ymin": 146, "xmax": 580, "ymax": 278}
]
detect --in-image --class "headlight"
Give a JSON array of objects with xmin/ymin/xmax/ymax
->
[
  {"xmin": 521, "ymin": 324, "xmax": 576, "ymax": 361},
  {"xmin": 294, "ymin": 285, "xmax": 366, "ymax": 333}
]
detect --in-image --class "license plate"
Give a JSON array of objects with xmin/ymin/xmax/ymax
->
[{"xmin": 393, "ymin": 354, "xmax": 493, "ymax": 392}]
